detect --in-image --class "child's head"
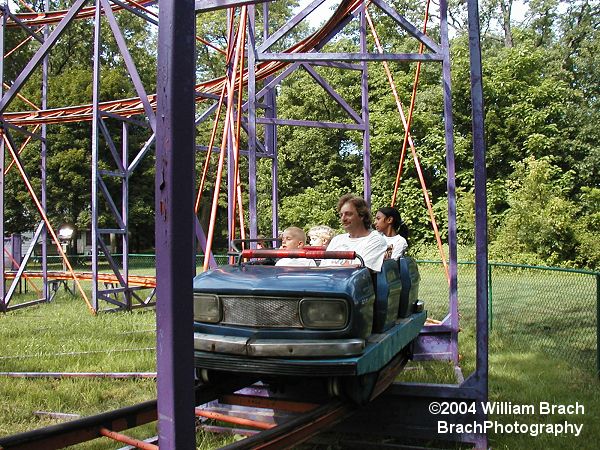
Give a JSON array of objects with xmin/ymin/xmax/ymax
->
[
  {"xmin": 280, "ymin": 227, "xmax": 307, "ymax": 250},
  {"xmin": 307, "ymin": 225, "xmax": 335, "ymax": 247}
]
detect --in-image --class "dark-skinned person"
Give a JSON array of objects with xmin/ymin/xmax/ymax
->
[{"xmin": 374, "ymin": 206, "xmax": 408, "ymax": 259}]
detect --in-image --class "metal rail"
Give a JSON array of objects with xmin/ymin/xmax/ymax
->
[{"xmin": 0, "ymin": 379, "xmax": 254, "ymax": 450}]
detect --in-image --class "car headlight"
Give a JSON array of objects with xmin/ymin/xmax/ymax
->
[
  {"xmin": 194, "ymin": 294, "xmax": 221, "ymax": 323},
  {"xmin": 299, "ymin": 298, "xmax": 348, "ymax": 329}
]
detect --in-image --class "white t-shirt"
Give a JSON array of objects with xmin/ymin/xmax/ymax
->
[
  {"xmin": 321, "ymin": 230, "xmax": 388, "ymax": 271},
  {"xmin": 275, "ymin": 257, "xmax": 317, "ymax": 267},
  {"xmin": 383, "ymin": 234, "xmax": 408, "ymax": 259}
]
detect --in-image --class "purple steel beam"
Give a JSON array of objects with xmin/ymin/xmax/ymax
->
[
  {"xmin": 304, "ymin": 61, "xmax": 363, "ymax": 70},
  {"xmin": 121, "ymin": 122, "xmax": 131, "ymax": 310},
  {"xmin": 97, "ymin": 177, "xmax": 126, "ymax": 228},
  {"xmin": 262, "ymin": 2, "xmax": 278, "ymax": 239},
  {"xmin": 0, "ymin": 6, "xmax": 5, "ymax": 312},
  {"xmin": 247, "ymin": 6, "xmax": 258, "ymax": 242},
  {"xmin": 91, "ymin": 0, "xmax": 102, "ymax": 311},
  {"xmin": 255, "ymin": 62, "xmax": 301, "ymax": 100},
  {"xmin": 41, "ymin": 0, "xmax": 50, "ymax": 300},
  {"xmin": 0, "ymin": 0, "xmax": 88, "ymax": 113},
  {"xmin": 110, "ymin": 0, "xmax": 158, "ymax": 25},
  {"xmin": 440, "ymin": 0, "xmax": 459, "ymax": 364},
  {"xmin": 360, "ymin": 6, "xmax": 371, "ymax": 204},
  {"xmin": 195, "ymin": 0, "xmax": 272, "ymax": 12},
  {"xmin": 4, "ymin": 221, "xmax": 45, "ymax": 306},
  {"xmin": 101, "ymin": 110, "xmax": 150, "ymax": 128},
  {"xmin": 155, "ymin": 0, "xmax": 196, "ymax": 448},
  {"xmin": 258, "ymin": 52, "xmax": 443, "ymax": 62},
  {"xmin": 194, "ymin": 216, "xmax": 217, "ymax": 269},
  {"xmin": 1, "ymin": 121, "xmax": 44, "ymax": 140},
  {"xmin": 370, "ymin": 0, "xmax": 440, "ymax": 53},
  {"xmin": 301, "ymin": 63, "xmax": 362, "ymax": 123},
  {"xmin": 128, "ymin": 133, "xmax": 156, "ymax": 174},
  {"xmin": 101, "ymin": 0, "xmax": 156, "ymax": 132},
  {"xmin": 0, "ymin": 158, "xmax": 4, "ymax": 309},
  {"xmin": 257, "ymin": 0, "xmax": 327, "ymax": 52},
  {"xmin": 226, "ymin": 12, "xmax": 235, "ymax": 251},
  {"xmin": 98, "ymin": 119, "xmax": 126, "ymax": 172},
  {"xmin": 256, "ymin": 117, "xmax": 363, "ymax": 130},
  {"xmin": 4, "ymin": 9, "xmax": 44, "ymax": 43},
  {"xmin": 467, "ymin": 0, "xmax": 489, "ymax": 390}
]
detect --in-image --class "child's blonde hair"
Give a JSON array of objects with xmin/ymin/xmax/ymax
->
[{"xmin": 307, "ymin": 225, "xmax": 335, "ymax": 247}]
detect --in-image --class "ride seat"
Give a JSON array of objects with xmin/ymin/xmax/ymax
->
[
  {"xmin": 372, "ymin": 259, "xmax": 403, "ymax": 333},
  {"xmin": 397, "ymin": 256, "xmax": 420, "ymax": 318}
]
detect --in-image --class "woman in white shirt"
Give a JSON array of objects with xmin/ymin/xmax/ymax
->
[{"xmin": 373, "ymin": 207, "xmax": 408, "ymax": 259}]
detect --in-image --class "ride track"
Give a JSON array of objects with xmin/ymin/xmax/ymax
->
[
  {"xmin": 1, "ymin": 0, "xmax": 379, "ymax": 127},
  {"xmin": 0, "ymin": 347, "xmax": 411, "ymax": 450}
]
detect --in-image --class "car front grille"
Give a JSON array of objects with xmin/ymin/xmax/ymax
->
[{"xmin": 220, "ymin": 296, "xmax": 302, "ymax": 328}]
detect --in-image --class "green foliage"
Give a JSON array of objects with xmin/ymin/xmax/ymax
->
[
  {"xmin": 279, "ymin": 180, "xmax": 346, "ymax": 232},
  {"xmin": 490, "ymin": 157, "xmax": 580, "ymax": 266}
]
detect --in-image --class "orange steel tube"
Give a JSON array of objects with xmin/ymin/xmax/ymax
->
[
  {"xmin": 366, "ymin": 7, "xmax": 449, "ymax": 283},
  {"xmin": 195, "ymin": 19, "xmax": 244, "ymax": 213},
  {"xmin": 5, "ymin": 0, "xmax": 158, "ymax": 28},
  {"xmin": 391, "ymin": 0, "xmax": 431, "ymax": 207},
  {"xmin": 124, "ymin": 0, "xmax": 157, "ymax": 17},
  {"xmin": 203, "ymin": 9, "xmax": 247, "ymax": 271},
  {"xmin": 3, "ymin": 247, "xmax": 42, "ymax": 296},
  {"xmin": 2, "ymin": 83, "xmax": 41, "ymax": 111},
  {"xmin": 195, "ymin": 409, "xmax": 276, "ymax": 430},
  {"xmin": 5, "ymin": 125, "xmax": 40, "ymax": 174},
  {"xmin": 194, "ymin": 83, "xmax": 227, "ymax": 213},
  {"xmin": 220, "ymin": 394, "xmax": 319, "ymax": 413},
  {"xmin": 5, "ymin": 35, "xmax": 35, "ymax": 58},
  {"xmin": 230, "ymin": 9, "xmax": 248, "ymax": 246},
  {"xmin": 4, "ymin": 271, "xmax": 156, "ymax": 288},
  {"xmin": 196, "ymin": 35, "xmax": 227, "ymax": 56},
  {"xmin": 17, "ymin": 0, "xmax": 36, "ymax": 13},
  {"xmin": 2, "ymin": 135, "xmax": 95, "ymax": 313},
  {"xmin": 99, "ymin": 427, "xmax": 158, "ymax": 450}
]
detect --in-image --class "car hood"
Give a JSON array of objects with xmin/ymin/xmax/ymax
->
[{"xmin": 193, "ymin": 264, "xmax": 374, "ymax": 302}]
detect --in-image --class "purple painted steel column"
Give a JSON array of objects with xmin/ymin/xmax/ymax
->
[
  {"xmin": 440, "ymin": 0, "xmax": 459, "ymax": 364},
  {"xmin": 0, "ymin": 137, "xmax": 4, "ymax": 312},
  {"xmin": 359, "ymin": 5, "xmax": 371, "ymax": 204},
  {"xmin": 122, "ymin": 123, "xmax": 130, "ymax": 308},
  {"xmin": 41, "ymin": 0, "xmax": 49, "ymax": 302},
  {"xmin": 263, "ymin": 2, "xmax": 278, "ymax": 239},
  {"xmin": 91, "ymin": 0, "xmax": 101, "ymax": 311},
  {"xmin": 226, "ymin": 12, "xmax": 235, "ymax": 250},
  {"xmin": 247, "ymin": 6, "xmax": 258, "ymax": 242},
  {"xmin": 467, "ymin": 0, "xmax": 489, "ymax": 447},
  {"xmin": 0, "ymin": 4, "xmax": 6, "ymax": 312},
  {"xmin": 155, "ymin": 0, "xmax": 196, "ymax": 448},
  {"xmin": 467, "ymin": 0, "xmax": 488, "ymax": 383}
]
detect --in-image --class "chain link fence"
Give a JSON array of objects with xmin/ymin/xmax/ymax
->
[
  {"xmin": 30, "ymin": 254, "xmax": 231, "ymax": 272},
  {"xmin": 417, "ymin": 260, "xmax": 599, "ymax": 373},
  {"xmin": 25, "ymin": 255, "xmax": 599, "ymax": 373}
]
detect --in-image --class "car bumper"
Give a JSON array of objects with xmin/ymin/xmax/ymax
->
[{"xmin": 194, "ymin": 333, "xmax": 365, "ymax": 358}]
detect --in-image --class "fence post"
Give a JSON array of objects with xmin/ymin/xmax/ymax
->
[
  {"xmin": 487, "ymin": 263, "xmax": 493, "ymax": 331},
  {"xmin": 597, "ymin": 273, "xmax": 599, "ymax": 378}
]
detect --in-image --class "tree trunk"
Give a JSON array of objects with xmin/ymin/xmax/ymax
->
[{"xmin": 499, "ymin": 0, "xmax": 514, "ymax": 47}]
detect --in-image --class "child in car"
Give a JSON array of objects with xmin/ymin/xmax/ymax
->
[{"xmin": 275, "ymin": 227, "xmax": 317, "ymax": 267}]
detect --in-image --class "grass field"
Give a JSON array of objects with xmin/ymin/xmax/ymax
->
[{"xmin": 0, "ymin": 263, "xmax": 598, "ymax": 449}]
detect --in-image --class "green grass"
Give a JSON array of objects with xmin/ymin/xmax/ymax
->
[{"xmin": 0, "ymin": 263, "xmax": 599, "ymax": 449}]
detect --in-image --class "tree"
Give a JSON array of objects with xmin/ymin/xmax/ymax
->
[{"xmin": 490, "ymin": 156, "xmax": 579, "ymax": 266}]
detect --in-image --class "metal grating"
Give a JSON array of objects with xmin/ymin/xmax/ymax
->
[{"xmin": 220, "ymin": 296, "xmax": 302, "ymax": 328}]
